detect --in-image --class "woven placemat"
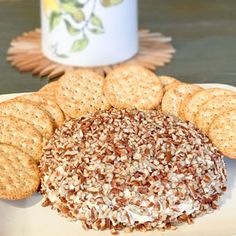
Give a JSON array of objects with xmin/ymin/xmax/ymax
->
[{"xmin": 7, "ymin": 29, "xmax": 175, "ymax": 79}]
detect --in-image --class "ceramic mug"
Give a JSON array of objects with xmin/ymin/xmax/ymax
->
[{"xmin": 41, "ymin": 0, "xmax": 138, "ymax": 67}]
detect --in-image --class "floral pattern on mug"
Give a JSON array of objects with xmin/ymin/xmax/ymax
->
[{"xmin": 43, "ymin": 0, "xmax": 124, "ymax": 55}]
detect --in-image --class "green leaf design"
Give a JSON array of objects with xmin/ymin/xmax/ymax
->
[
  {"xmin": 64, "ymin": 19, "xmax": 80, "ymax": 36},
  {"xmin": 89, "ymin": 28, "xmax": 104, "ymax": 34},
  {"xmin": 91, "ymin": 14, "xmax": 103, "ymax": 28},
  {"xmin": 59, "ymin": 0, "xmax": 83, "ymax": 8},
  {"xmin": 71, "ymin": 35, "xmax": 89, "ymax": 52},
  {"xmin": 60, "ymin": 0, "xmax": 85, "ymax": 22},
  {"xmin": 70, "ymin": 9, "xmax": 85, "ymax": 22},
  {"xmin": 49, "ymin": 11, "xmax": 62, "ymax": 31},
  {"xmin": 100, "ymin": 0, "xmax": 123, "ymax": 7}
]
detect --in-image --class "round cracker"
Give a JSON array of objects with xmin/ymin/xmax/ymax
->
[
  {"xmin": 164, "ymin": 81, "xmax": 183, "ymax": 91},
  {"xmin": 55, "ymin": 69, "xmax": 111, "ymax": 118},
  {"xmin": 209, "ymin": 109, "xmax": 236, "ymax": 158},
  {"xmin": 104, "ymin": 65, "xmax": 163, "ymax": 110},
  {"xmin": 0, "ymin": 100, "xmax": 54, "ymax": 139},
  {"xmin": 16, "ymin": 93, "xmax": 65, "ymax": 128},
  {"xmin": 159, "ymin": 75, "xmax": 181, "ymax": 91},
  {"xmin": 195, "ymin": 95, "xmax": 236, "ymax": 134},
  {"xmin": 161, "ymin": 83, "xmax": 202, "ymax": 117},
  {"xmin": 36, "ymin": 92, "xmax": 55, "ymax": 99},
  {"xmin": 180, "ymin": 88, "xmax": 235, "ymax": 122},
  {"xmin": 39, "ymin": 80, "xmax": 59, "ymax": 95},
  {"xmin": 64, "ymin": 114, "xmax": 72, "ymax": 121},
  {"xmin": 0, "ymin": 116, "xmax": 43, "ymax": 163},
  {"xmin": 0, "ymin": 143, "xmax": 40, "ymax": 200}
]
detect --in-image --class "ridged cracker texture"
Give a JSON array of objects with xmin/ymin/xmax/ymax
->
[
  {"xmin": 161, "ymin": 83, "xmax": 202, "ymax": 117},
  {"xmin": 56, "ymin": 70, "xmax": 111, "ymax": 118},
  {"xmin": 0, "ymin": 100, "xmax": 54, "ymax": 139},
  {"xmin": 159, "ymin": 75, "xmax": 181, "ymax": 91},
  {"xmin": 0, "ymin": 116, "xmax": 43, "ymax": 163},
  {"xmin": 195, "ymin": 95, "xmax": 236, "ymax": 134},
  {"xmin": 16, "ymin": 93, "xmax": 65, "ymax": 128},
  {"xmin": 180, "ymin": 88, "xmax": 235, "ymax": 123},
  {"xmin": 0, "ymin": 143, "xmax": 40, "ymax": 200},
  {"xmin": 104, "ymin": 65, "xmax": 163, "ymax": 110},
  {"xmin": 209, "ymin": 109, "xmax": 236, "ymax": 158},
  {"xmin": 39, "ymin": 80, "xmax": 59, "ymax": 95}
]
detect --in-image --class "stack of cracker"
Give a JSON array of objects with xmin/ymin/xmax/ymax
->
[
  {"xmin": 0, "ymin": 92, "xmax": 65, "ymax": 200},
  {"xmin": 161, "ymin": 80, "xmax": 236, "ymax": 158}
]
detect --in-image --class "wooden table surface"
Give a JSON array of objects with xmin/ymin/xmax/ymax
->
[{"xmin": 0, "ymin": 0, "xmax": 236, "ymax": 94}]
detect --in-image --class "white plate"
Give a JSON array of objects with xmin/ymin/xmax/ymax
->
[{"xmin": 1, "ymin": 84, "xmax": 236, "ymax": 236}]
